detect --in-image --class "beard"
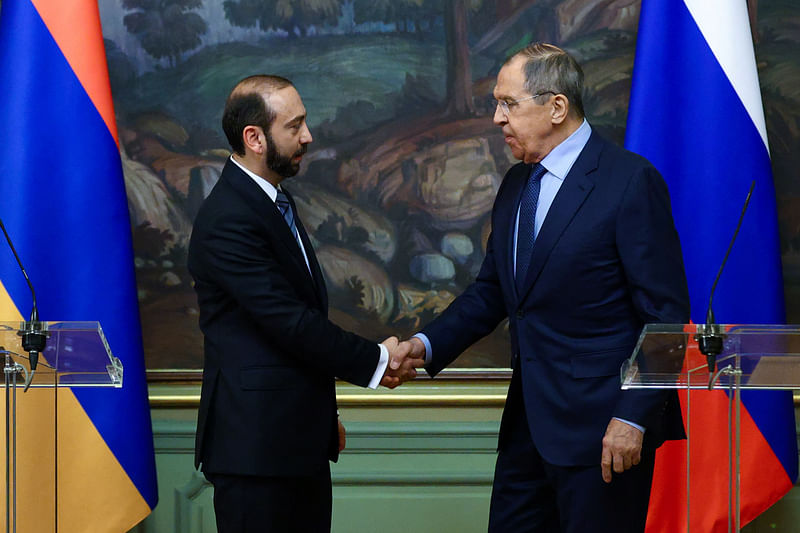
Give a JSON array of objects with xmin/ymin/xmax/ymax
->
[{"xmin": 266, "ymin": 132, "xmax": 307, "ymax": 178}]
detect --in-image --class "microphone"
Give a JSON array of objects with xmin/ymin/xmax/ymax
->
[
  {"xmin": 695, "ymin": 180, "xmax": 755, "ymax": 378},
  {"xmin": 0, "ymin": 217, "xmax": 47, "ymax": 381}
]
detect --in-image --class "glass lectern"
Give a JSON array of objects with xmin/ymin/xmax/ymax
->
[
  {"xmin": 622, "ymin": 323, "xmax": 800, "ymax": 533},
  {"xmin": 1, "ymin": 321, "xmax": 122, "ymax": 532}
]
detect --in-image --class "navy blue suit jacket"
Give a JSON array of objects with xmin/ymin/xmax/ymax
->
[
  {"xmin": 188, "ymin": 160, "xmax": 380, "ymax": 477},
  {"xmin": 422, "ymin": 131, "xmax": 690, "ymax": 466}
]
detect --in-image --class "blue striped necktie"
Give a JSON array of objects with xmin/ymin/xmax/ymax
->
[
  {"xmin": 515, "ymin": 163, "xmax": 547, "ymax": 292},
  {"xmin": 275, "ymin": 189, "xmax": 300, "ymax": 246}
]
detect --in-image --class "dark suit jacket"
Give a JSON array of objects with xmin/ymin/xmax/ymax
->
[
  {"xmin": 188, "ymin": 160, "xmax": 381, "ymax": 477},
  {"xmin": 421, "ymin": 130, "xmax": 690, "ymax": 466}
]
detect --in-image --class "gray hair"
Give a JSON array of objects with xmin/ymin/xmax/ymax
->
[{"xmin": 507, "ymin": 43, "xmax": 585, "ymax": 119}]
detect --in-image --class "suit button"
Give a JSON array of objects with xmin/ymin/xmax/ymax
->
[{"xmin": 516, "ymin": 310, "xmax": 523, "ymax": 319}]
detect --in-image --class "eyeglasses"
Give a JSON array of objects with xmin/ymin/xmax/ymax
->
[{"xmin": 492, "ymin": 91, "xmax": 557, "ymax": 116}]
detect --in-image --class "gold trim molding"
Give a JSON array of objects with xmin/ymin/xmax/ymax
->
[
  {"xmin": 149, "ymin": 394, "xmax": 508, "ymax": 408},
  {"xmin": 148, "ymin": 386, "xmax": 800, "ymax": 409}
]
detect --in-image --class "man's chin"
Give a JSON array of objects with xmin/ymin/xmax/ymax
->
[
  {"xmin": 281, "ymin": 167, "xmax": 300, "ymax": 179},
  {"xmin": 271, "ymin": 162, "xmax": 301, "ymax": 179}
]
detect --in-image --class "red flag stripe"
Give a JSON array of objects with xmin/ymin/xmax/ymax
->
[{"xmin": 29, "ymin": 0, "xmax": 118, "ymax": 145}]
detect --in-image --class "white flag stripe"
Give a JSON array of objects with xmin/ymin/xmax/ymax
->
[{"xmin": 683, "ymin": 0, "xmax": 769, "ymax": 152}]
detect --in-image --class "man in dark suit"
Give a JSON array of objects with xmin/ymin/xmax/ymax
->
[
  {"xmin": 405, "ymin": 43, "xmax": 690, "ymax": 532},
  {"xmin": 187, "ymin": 75, "xmax": 422, "ymax": 533}
]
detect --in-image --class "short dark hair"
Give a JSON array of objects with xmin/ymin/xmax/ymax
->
[
  {"xmin": 508, "ymin": 43, "xmax": 585, "ymax": 119},
  {"xmin": 221, "ymin": 75, "xmax": 294, "ymax": 155}
]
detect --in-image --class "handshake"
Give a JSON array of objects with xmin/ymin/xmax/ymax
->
[{"xmin": 378, "ymin": 336, "xmax": 427, "ymax": 389}]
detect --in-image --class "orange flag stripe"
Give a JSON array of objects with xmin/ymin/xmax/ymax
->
[{"xmin": 29, "ymin": 0, "xmax": 119, "ymax": 145}]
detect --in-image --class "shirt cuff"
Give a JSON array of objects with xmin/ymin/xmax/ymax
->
[
  {"xmin": 613, "ymin": 417, "xmax": 646, "ymax": 434},
  {"xmin": 412, "ymin": 333, "xmax": 433, "ymax": 366},
  {"xmin": 367, "ymin": 343, "xmax": 390, "ymax": 389}
]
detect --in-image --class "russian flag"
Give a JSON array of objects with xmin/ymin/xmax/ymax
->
[
  {"xmin": 0, "ymin": 0, "xmax": 157, "ymax": 530},
  {"xmin": 626, "ymin": 0, "xmax": 798, "ymax": 530}
]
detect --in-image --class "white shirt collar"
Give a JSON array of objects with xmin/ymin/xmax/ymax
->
[{"xmin": 230, "ymin": 154, "xmax": 280, "ymax": 202}]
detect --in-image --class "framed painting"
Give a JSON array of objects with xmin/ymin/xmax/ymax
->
[{"xmin": 96, "ymin": 0, "xmax": 800, "ymax": 380}]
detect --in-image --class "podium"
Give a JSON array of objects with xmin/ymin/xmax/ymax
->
[
  {"xmin": 622, "ymin": 323, "xmax": 800, "ymax": 532},
  {"xmin": 1, "ymin": 321, "xmax": 122, "ymax": 532}
]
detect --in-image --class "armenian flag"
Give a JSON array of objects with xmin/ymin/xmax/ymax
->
[{"xmin": 0, "ymin": 0, "xmax": 158, "ymax": 530}]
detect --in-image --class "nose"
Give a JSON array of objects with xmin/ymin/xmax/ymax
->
[
  {"xmin": 493, "ymin": 104, "xmax": 507, "ymax": 126},
  {"xmin": 300, "ymin": 123, "xmax": 313, "ymax": 144}
]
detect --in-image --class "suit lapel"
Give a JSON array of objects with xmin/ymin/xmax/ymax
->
[
  {"xmin": 285, "ymin": 189, "xmax": 328, "ymax": 310},
  {"xmin": 517, "ymin": 132, "xmax": 603, "ymax": 302},
  {"xmin": 222, "ymin": 161, "xmax": 322, "ymax": 304}
]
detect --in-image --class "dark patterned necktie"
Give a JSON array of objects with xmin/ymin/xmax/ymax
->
[
  {"xmin": 515, "ymin": 163, "xmax": 547, "ymax": 292},
  {"xmin": 275, "ymin": 189, "xmax": 300, "ymax": 246}
]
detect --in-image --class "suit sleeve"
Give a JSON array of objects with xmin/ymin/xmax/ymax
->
[
  {"xmin": 612, "ymin": 165, "xmax": 690, "ymax": 428},
  {"xmin": 193, "ymin": 212, "xmax": 380, "ymax": 387}
]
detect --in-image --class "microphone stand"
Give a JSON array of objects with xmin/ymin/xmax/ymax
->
[
  {"xmin": 0, "ymin": 217, "xmax": 48, "ymax": 391},
  {"xmin": 3, "ymin": 346, "xmax": 27, "ymax": 533},
  {"xmin": 17, "ymin": 309, "xmax": 47, "ymax": 392},
  {"xmin": 695, "ymin": 181, "xmax": 755, "ymax": 390}
]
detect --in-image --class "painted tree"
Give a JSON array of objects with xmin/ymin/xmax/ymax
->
[
  {"xmin": 352, "ymin": 0, "xmax": 476, "ymax": 117},
  {"xmin": 748, "ymin": 0, "xmax": 759, "ymax": 42},
  {"xmin": 444, "ymin": 0, "xmax": 475, "ymax": 116},
  {"xmin": 471, "ymin": 0, "xmax": 553, "ymax": 55},
  {"xmin": 353, "ymin": 0, "xmax": 439, "ymax": 33},
  {"xmin": 353, "ymin": 0, "xmax": 401, "ymax": 28},
  {"xmin": 445, "ymin": 0, "xmax": 551, "ymax": 117},
  {"xmin": 224, "ymin": 0, "xmax": 342, "ymax": 37},
  {"xmin": 123, "ymin": 0, "xmax": 208, "ymax": 67}
]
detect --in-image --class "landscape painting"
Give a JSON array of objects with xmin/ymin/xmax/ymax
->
[{"xmin": 91, "ymin": 0, "xmax": 800, "ymax": 373}]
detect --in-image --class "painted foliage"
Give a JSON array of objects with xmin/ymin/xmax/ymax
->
[{"xmin": 93, "ymin": 0, "xmax": 800, "ymax": 370}]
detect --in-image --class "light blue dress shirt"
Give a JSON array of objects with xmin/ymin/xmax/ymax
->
[
  {"xmin": 512, "ymin": 119, "xmax": 591, "ymax": 276},
  {"xmin": 414, "ymin": 120, "xmax": 644, "ymax": 433}
]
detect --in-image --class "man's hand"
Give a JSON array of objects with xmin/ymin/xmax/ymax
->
[
  {"xmin": 400, "ymin": 336, "xmax": 427, "ymax": 362},
  {"xmin": 337, "ymin": 418, "xmax": 346, "ymax": 452},
  {"xmin": 379, "ymin": 336, "xmax": 425, "ymax": 389},
  {"xmin": 600, "ymin": 418, "xmax": 643, "ymax": 483}
]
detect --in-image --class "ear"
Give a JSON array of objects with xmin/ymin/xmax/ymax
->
[
  {"xmin": 550, "ymin": 94, "xmax": 570, "ymax": 125},
  {"xmin": 242, "ymin": 125, "xmax": 266, "ymax": 155}
]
